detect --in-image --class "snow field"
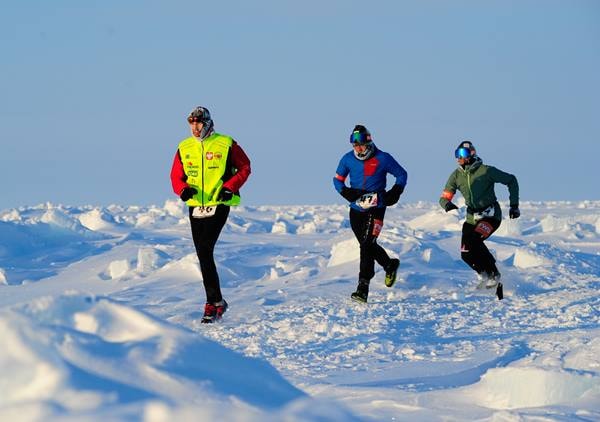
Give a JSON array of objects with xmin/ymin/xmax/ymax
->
[{"xmin": 0, "ymin": 200, "xmax": 599, "ymax": 420}]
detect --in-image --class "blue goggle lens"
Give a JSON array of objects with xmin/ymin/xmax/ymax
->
[
  {"xmin": 455, "ymin": 147, "xmax": 472, "ymax": 159},
  {"xmin": 350, "ymin": 132, "xmax": 370, "ymax": 144}
]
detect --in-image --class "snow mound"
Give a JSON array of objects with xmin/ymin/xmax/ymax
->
[
  {"xmin": 163, "ymin": 199, "xmax": 185, "ymax": 217},
  {"xmin": 40, "ymin": 208, "xmax": 90, "ymax": 234},
  {"xmin": 0, "ymin": 268, "xmax": 7, "ymax": 285},
  {"xmin": 72, "ymin": 299, "xmax": 162, "ymax": 342},
  {"xmin": 0, "ymin": 312, "xmax": 66, "ymax": 406},
  {"xmin": 106, "ymin": 260, "xmax": 130, "ymax": 279},
  {"xmin": 468, "ymin": 367, "xmax": 599, "ymax": 409},
  {"xmin": 327, "ymin": 237, "xmax": 359, "ymax": 267},
  {"xmin": 0, "ymin": 209, "xmax": 21, "ymax": 222},
  {"xmin": 136, "ymin": 248, "xmax": 169, "ymax": 274},
  {"xmin": 133, "ymin": 206, "xmax": 182, "ymax": 228},
  {"xmin": 406, "ymin": 209, "xmax": 461, "ymax": 232},
  {"xmin": 495, "ymin": 218, "xmax": 522, "ymax": 236},
  {"xmin": 540, "ymin": 215, "xmax": 571, "ymax": 232},
  {"xmin": 421, "ymin": 246, "xmax": 453, "ymax": 266},
  {"xmin": 0, "ymin": 294, "xmax": 310, "ymax": 418},
  {"xmin": 271, "ymin": 220, "xmax": 291, "ymax": 234},
  {"xmin": 564, "ymin": 337, "xmax": 600, "ymax": 373},
  {"xmin": 297, "ymin": 221, "xmax": 317, "ymax": 234},
  {"xmin": 78, "ymin": 208, "xmax": 116, "ymax": 231},
  {"xmin": 513, "ymin": 248, "xmax": 551, "ymax": 269}
]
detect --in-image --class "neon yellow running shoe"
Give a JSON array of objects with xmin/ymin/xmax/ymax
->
[{"xmin": 384, "ymin": 258, "xmax": 400, "ymax": 287}]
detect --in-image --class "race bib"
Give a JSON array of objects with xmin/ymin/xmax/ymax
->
[
  {"xmin": 192, "ymin": 206, "xmax": 217, "ymax": 219},
  {"xmin": 356, "ymin": 192, "xmax": 378, "ymax": 209}
]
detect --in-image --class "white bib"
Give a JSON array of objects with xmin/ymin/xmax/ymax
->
[
  {"xmin": 473, "ymin": 205, "xmax": 495, "ymax": 221},
  {"xmin": 192, "ymin": 206, "xmax": 217, "ymax": 219},
  {"xmin": 356, "ymin": 193, "xmax": 378, "ymax": 209}
]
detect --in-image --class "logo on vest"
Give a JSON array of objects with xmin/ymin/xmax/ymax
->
[
  {"xmin": 206, "ymin": 152, "xmax": 214, "ymax": 160},
  {"xmin": 215, "ymin": 152, "xmax": 223, "ymax": 160}
]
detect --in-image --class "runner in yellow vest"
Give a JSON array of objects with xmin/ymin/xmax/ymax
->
[{"xmin": 170, "ymin": 106, "xmax": 251, "ymax": 323}]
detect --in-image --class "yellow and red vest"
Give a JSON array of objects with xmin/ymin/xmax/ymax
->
[{"xmin": 178, "ymin": 133, "xmax": 241, "ymax": 207}]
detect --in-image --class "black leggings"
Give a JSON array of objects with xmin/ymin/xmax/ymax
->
[
  {"xmin": 461, "ymin": 218, "xmax": 501, "ymax": 275},
  {"xmin": 349, "ymin": 207, "xmax": 392, "ymax": 282},
  {"xmin": 188, "ymin": 205, "xmax": 230, "ymax": 303}
]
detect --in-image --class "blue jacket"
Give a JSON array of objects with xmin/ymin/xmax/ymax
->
[{"xmin": 333, "ymin": 146, "xmax": 408, "ymax": 211}]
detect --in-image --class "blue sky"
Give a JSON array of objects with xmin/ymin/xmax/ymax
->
[{"xmin": 1, "ymin": 0, "xmax": 599, "ymax": 209}]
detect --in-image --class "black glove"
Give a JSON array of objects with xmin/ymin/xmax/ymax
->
[
  {"xmin": 180, "ymin": 187, "xmax": 198, "ymax": 202},
  {"xmin": 340, "ymin": 187, "xmax": 365, "ymax": 202},
  {"xmin": 218, "ymin": 188, "xmax": 234, "ymax": 202},
  {"xmin": 383, "ymin": 184, "xmax": 404, "ymax": 206},
  {"xmin": 509, "ymin": 206, "xmax": 520, "ymax": 219},
  {"xmin": 444, "ymin": 202, "xmax": 459, "ymax": 212}
]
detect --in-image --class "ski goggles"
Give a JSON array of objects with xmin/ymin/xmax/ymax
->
[
  {"xmin": 349, "ymin": 131, "xmax": 372, "ymax": 145},
  {"xmin": 455, "ymin": 147, "xmax": 472, "ymax": 159}
]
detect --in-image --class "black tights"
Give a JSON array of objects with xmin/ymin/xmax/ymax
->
[
  {"xmin": 189, "ymin": 205, "xmax": 230, "ymax": 303},
  {"xmin": 461, "ymin": 218, "xmax": 501, "ymax": 275},
  {"xmin": 349, "ymin": 207, "xmax": 392, "ymax": 282}
]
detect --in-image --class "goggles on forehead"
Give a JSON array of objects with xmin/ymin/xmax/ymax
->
[
  {"xmin": 455, "ymin": 147, "xmax": 473, "ymax": 159},
  {"xmin": 187, "ymin": 116, "xmax": 208, "ymax": 124},
  {"xmin": 349, "ymin": 131, "xmax": 372, "ymax": 145},
  {"xmin": 187, "ymin": 107, "xmax": 211, "ymax": 124}
]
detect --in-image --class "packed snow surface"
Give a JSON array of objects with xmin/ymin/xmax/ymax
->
[{"xmin": 1, "ymin": 200, "xmax": 599, "ymax": 421}]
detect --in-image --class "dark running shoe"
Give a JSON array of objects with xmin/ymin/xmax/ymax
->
[
  {"xmin": 351, "ymin": 280, "xmax": 369, "ymax": 304},
  {"xmin": 384, "ymin": 258, "xmax": 400, "ymax": 288},
  {"xmin": 201, "ymin": 300, "xmax": 228, "ymax": 323}
]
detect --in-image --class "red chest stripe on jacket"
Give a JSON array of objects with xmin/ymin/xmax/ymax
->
[{"xmin": 364, "ymin": 157, "xmax": 379, "ymax": 176}]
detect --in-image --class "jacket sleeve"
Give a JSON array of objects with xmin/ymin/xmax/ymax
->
[
  {"xmin": 439, "ymin": 171, "xmax": 457, "ymax": 209},
  {"xmin": 489, "ymin": 166, "xmax": 519, "ymax": 208},
  {"xmin": 386, "ymin": 154, "xmax": 408, "ymax": 189},
  {"xmin": 333, "ymin": 156, "xmax": 349, "ymax": 193},
  {"xmin": 170, "ymin": 150, "xmax": 188, "ymax": 196},
  {"xmin": 222, "ymin": 141, "xmax": 251, "ymax": 193}
]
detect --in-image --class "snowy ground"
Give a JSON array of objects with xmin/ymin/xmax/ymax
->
[{"xmin": 1, "ymin": 200, "xmax": 599, "ymax": 421}]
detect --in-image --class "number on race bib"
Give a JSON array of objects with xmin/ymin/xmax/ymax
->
[
  {"xmin": 192, "ymin": 206, "xmax": 217, "ymax": 219},
  {"xmin": 356, "ymin": 193, "xmax": 378, "ymax": 209}
]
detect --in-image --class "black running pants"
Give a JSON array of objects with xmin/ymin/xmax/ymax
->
[
  {"xmin": 349, "ymin": 207, "xmax": 392, "ymax": 282},
  {"xmin": 460, "ymin": 218, "xmax": 501, "ymax": 275},
  {"xmin": 188, "ymin": 205, "xmax": 230, "ymax": 303}
]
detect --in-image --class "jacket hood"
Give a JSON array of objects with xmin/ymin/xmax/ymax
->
[
  {"xmin": 352, "ymin": 143, "xmax": 377, "ymax": 161},
  {"xmin": 459, "ymin": 156, "xmax": 482, "ymax": 173}
]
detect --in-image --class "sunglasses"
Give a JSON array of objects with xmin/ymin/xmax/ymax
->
[
  {"xmin": 349, "ymin": 131, "xmax": 371, "ymax": 144},
  {"xmin": 455, "ymin": 147, "xmax": 472, "ymax": 159}
]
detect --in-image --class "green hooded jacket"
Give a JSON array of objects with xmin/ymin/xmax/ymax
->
[{"xmin": 439, "ymin": 157, "xmax": 519, "ymax": 224}]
